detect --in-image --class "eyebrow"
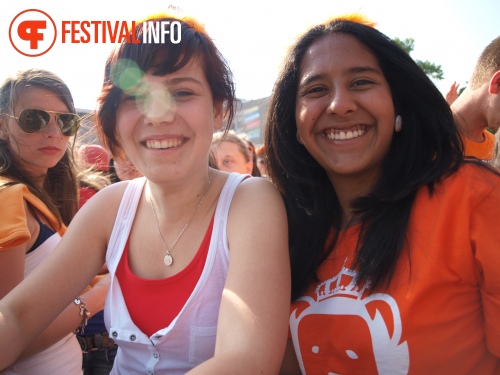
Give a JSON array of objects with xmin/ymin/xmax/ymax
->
[
  {"xmin": 299, "ymin": 66, "xmax": 383, "ymax": 87},
  {"xmin": 166, "ymin": 77, "xmax": 203, "ymax": 86}
]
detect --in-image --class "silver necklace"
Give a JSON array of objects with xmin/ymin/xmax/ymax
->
[{"xmin": 149, "ymin": 171, "xmax": 211, "ymax": 267}]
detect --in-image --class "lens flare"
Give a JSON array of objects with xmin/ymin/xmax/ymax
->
[
  {"xmin": 111, "ymin": 59, "xmax": 144, "ymax": 92},
  {"xmin": 137, "ymin": 82, "xmax": 175, "ymax": 120}
]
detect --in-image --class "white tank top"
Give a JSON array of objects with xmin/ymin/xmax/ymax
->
[
  {"xmin": 1, "ymin": 234, "xmax": 83, "ymax": 375},
  {"xmin": 104, "ymin": 173, "xmax": 247, "ymax": 375}
]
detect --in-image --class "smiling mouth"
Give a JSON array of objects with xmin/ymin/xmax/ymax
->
[
  {"xmin": 325, "ymin": 126, "xmax": 366, "ymax": 141},
  {"xmin": 146, "ymin": 138, "xmax": 184, "ymax": 149}
]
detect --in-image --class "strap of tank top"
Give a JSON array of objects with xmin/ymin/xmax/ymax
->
[{"xmin": 106, "ymin": 177, "xmax": 147, "ymax": 273}]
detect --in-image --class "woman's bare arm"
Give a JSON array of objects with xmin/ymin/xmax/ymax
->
[
  {"xmin": 187, "ymin": 177, "xmax": 291, "ymax": 374},
  {"xmin": 0, "ymin": 182, "xmax": 127, "ymax": 369}
]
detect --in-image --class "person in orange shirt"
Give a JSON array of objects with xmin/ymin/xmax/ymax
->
[
  {"xmin": 493, "ymin": 131, "xmax": 500, "ymax": 168},
  {"xmin": 265, "ymin": 15, "xmax": 500, "ymax": 374},
  {"xmin": 450, "ymin": 36, "xmax": 500, "ymax": 161},
  {"xmin": 0, "ymin": 68, "xmax": 109, "ymax": 374}
]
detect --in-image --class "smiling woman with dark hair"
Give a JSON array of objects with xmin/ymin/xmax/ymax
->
[
  {"xmin": 0, "ymin": 13, "xmax": 290, "ymax": 375},
  {"xmin": 265, "ymin": 15, "xmax": 500, "ymax": 375}
]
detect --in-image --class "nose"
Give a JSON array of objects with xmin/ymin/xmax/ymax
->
[
  {"xmin": 45, "ymin": 114, "xmax": 65, "ymax": 138},
  {"xmin": 144, "ymin": 88, "xmax": 176, "ymax": 126},
  {"xmin": 326, "ymin": 87, "xmax": 356, "ymax": 116}
]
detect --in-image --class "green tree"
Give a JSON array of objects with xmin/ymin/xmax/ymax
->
[{"xmin": 393, "ymin": 37, "xmax": 444, "ymax": 80}]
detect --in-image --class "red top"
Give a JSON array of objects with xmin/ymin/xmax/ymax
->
[{"xmin": 116, "ymin": 215, "xmax": 214, "ymax": 337}]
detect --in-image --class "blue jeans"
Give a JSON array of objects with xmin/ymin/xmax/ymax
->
[{"xmin": 82, "ymin": 346, "xmax": 117, "ymax": 375}]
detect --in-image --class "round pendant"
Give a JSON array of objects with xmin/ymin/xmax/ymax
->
[{"xmin": 164, "ymin": 254, "xmax": 173, "ymax": 267}]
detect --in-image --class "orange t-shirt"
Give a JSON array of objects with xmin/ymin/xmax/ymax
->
[
  {"xmin": 289, "ymin": 164, "xmax": 500, "ymax": 374},
  {"xmin": 0, "ymin": 177, "xmax": 65, "ymax": 251},
  {"xmin": 462, "ymin": 130, "xmax": 496, "ymax": 161}
]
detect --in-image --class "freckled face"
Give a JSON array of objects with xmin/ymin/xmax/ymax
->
[
  {"xmin": 0, "ymin": 87, "xmax": 71, "ymax": 178},
  {"xmin": 295, "ymin": 34, "xmax": 395, "ymax": 188}
]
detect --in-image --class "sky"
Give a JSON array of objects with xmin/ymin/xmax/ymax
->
[{"xmin": 1, "ymin": 0, "xmax": 499, "ymax": 111}]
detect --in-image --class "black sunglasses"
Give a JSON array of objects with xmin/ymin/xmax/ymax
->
[{"xmin": 4, "ymin": 109, "xmax": 81, "ymax": 136}]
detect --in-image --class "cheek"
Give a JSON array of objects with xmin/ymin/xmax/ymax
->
[
  {"xmin": 295, "ymin": 100, "xmax": 320, "ymax": 132},
  {"xmin": 295, "ymin": 101, "xmax": 307, "ymax": 127},
  {"xmin": 116, "ymin": 105, "xmax": 139, "ymax": 131},
  {"xmin": 9, "ymin": 131, "xmax": 35, "ymax": 149},
  {"xmin": 372, "ymin": 93, "xmax": 395, "ymax": 136}
]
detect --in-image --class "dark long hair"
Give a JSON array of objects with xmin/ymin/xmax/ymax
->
[
  {"xmin": 265, "ymin": 18, "xmax": 464, "ymax": 300},
  {"xmin": 0, "ymin": 68, "xmax": 79, "ymax": 226},
  {"xmin": 96, "ymin": 13, "xmax": 236, "ymax": 160}
]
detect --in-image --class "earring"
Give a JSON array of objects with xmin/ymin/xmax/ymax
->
[
  {"xmin": 394, "ymin": 115, "xmax": 402, "ymax": 133},
  {"xmin": 296, "ymin": 131, "xmax": 303, "ymax": 144}
]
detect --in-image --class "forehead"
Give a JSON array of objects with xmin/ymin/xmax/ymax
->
[
  {"xmin": 142, "ymin": 57, "xmax": 207, "ymax": 85},
  {"xmin": 216, "ymin": 140, "xmax": 244, "ymax": 155},
  {"xmin": 299, "ymin": 33, "xmax": 380, "ymax": 77},
  {"xmin": 14, "ymin": 86, "xmax": 68, "ymax": 113}
]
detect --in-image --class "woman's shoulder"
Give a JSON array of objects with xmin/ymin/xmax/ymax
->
[
  {"xmin": 227, "ymin": 175, "xmax": 285, "ymax": 228},
  {"xmin": 0, "ymin": 178, "xmax": 38, "ymax": 210},
  {"xmin": 0, "ymin": 179, "xmax": 33, "ymax": 250},
  {"xmin": 435, "ymin": 162, "xmax": 500, "ymax": 203},
  {"xmin": 0, "ymin": 175, "xmax": 20, "ymax": 190},
  {"xmin": 80, "ymin": 178, "xmax": 141, "ymax": 209},
  {"xmin": 68, "ymin": 179, "xmax": 144, "ymax": 242},
  {"xmin": 233, "ymin": 175, "xmax": 282, "ymax": 203},
  {"xmin": 449, "ymin": 162, "xmax": 500, "ymax": 189}
]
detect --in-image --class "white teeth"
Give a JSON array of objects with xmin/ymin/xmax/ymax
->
[
  {"xmin": 327, "ymin": 128, "xmax": 365, "ymax": 141},
  {"xmin": 146, "ymin": 139, "xmax": 182, "ymax": 149}
]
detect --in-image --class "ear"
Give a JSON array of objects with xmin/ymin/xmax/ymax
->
[
  {"xmin": 213, "ymin": 101, "xmax": 224, "ymax": 131},
  {"xmin": 489, "ymin": 70, "xmax": 500, "ymax": 94}
]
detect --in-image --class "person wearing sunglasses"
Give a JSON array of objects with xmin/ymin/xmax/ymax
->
[
  {"xmin": 0, "ymin": 68, "xmax": 109, "ymax": 374},
  {"xmin": 3, "ymin": 108, "xmax": 80, "ymax": 137}
]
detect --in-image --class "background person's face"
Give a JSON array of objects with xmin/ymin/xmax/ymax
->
[
  {"xmin": 213, "ymin": 140, "xmax": 253, "ymax": 174},
  {"xmin": 114, "ymin": 158, "xmax": 143, "ymax": 180},
  {"xmin": 256, "ymin": 156, "xmax": 267, "ymax": 176},
  {"xmin": 0, "ymin": 87, "xmax": 71, "ymax": 178}
]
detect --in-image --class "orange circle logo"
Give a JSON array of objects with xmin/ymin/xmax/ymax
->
[{"xmin": 9, "ymin": 9, "xmax": 57, "ymax": 57}]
